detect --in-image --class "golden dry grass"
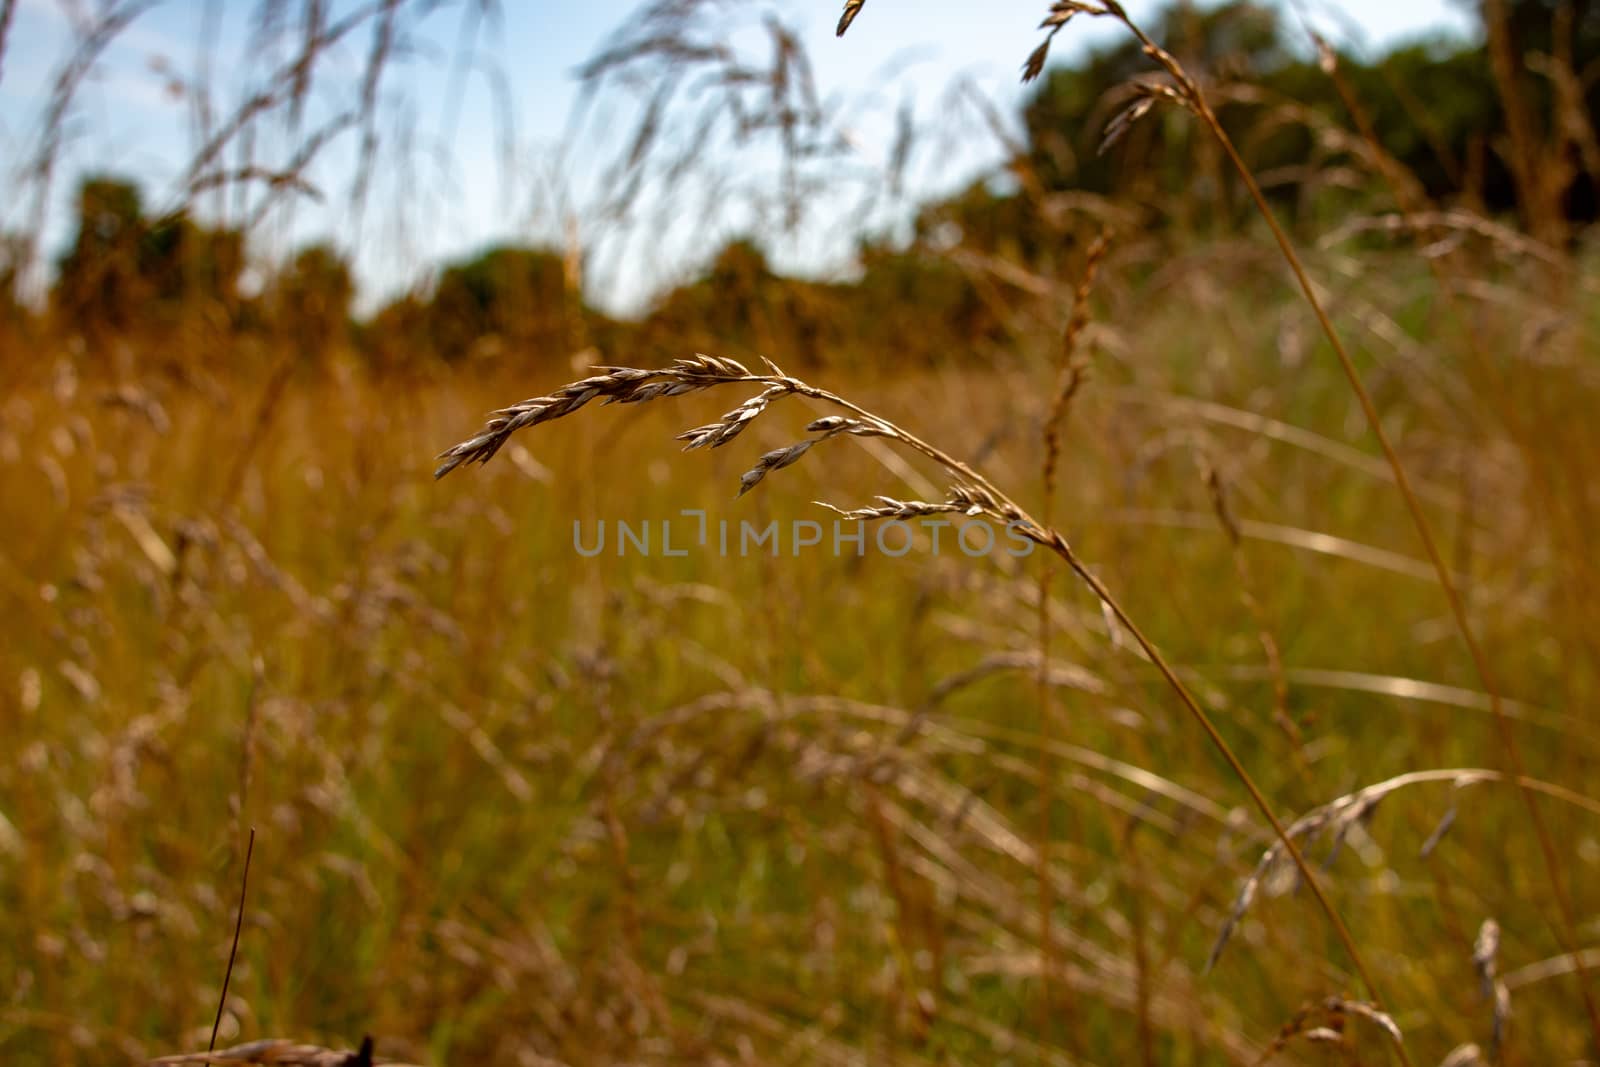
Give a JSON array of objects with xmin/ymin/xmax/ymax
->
[
  {"xmin": 3, "ymin": 228, "xmax": 1600, "ymax": 1064},
  {"xmin": 5, "ymin": 3, "xmax": 1600, "ymax": 1064}
]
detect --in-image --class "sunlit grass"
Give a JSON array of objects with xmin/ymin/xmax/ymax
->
[{"xmin": 2, "ymin": 241, "xmax": 1596, "ymax": 1063}]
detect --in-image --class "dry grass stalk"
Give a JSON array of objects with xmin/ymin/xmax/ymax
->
[
  {"xmin": 438, "ymin": 354, "xmax": 1394, "ymax": 1052},
  {"xmin": 437, "ymin": 355, "xmax": 762, "ymax": 477},
  {"xmin": 575, "ymin": 4, "xmax": 845, "ymax": 241},
  {"xmin": 1018, "ymin": 1, "xmax": 1600, "ymax": 1048},
  {"xmin": 10, "ymin": 0, "xmax": 475, "ymax": 300},
  {"xmin": 1252, "ymin": 997, "xmax": 1403, "ymax": 1065},
  {"xmin": 21, "ymin": 0, "xmax": 155, "ymax": 281},
  {"xmin": 1033, "ymin": 230, "xmax": 1109, "ymax": 1038},
  {"xmin": 1209, "ymin": 768, "xmax": 1600, "ymax": 972},
  {"xmin": 818, "ymin": 485, "xmax": 1018, "ymax": 523},
  {"xmin": 1199, "ymin": 455, "xmax": 1299, "ymax": 753}
]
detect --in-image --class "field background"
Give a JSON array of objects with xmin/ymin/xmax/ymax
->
[{"xmin": 2, "ymin": 1, "xmax": 1600, "ymax": 1064}]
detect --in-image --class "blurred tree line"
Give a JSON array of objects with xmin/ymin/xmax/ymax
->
[{"xmin": 2, "ymin": 0, "xmax": 1595, "ymax": 377}]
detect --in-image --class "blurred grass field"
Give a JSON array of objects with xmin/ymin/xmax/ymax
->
[
  {"xmin": 4, "ymin": 227, "xmax": 1600, "ymax": 1063},
  {"xmin": 6, "ymin": 0, "xmax": 1600, "ymax": 1064}
]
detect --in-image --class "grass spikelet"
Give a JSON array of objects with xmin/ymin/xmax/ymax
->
[
  {"xmin": 434, "ymin": 355, "xmax": 758, "ymax": 477},
  {"xmin": 1474, "ymin": 918, "xmax": 1511, "ymax": 1058},
  {"xmin": 1438, "ymin": 1045, "xmax": 1487, "ymax": 1067},
  {"xmin": 1209, "ymin": 770, "xmax": 1495, "ymax": 972},
  {"xmin": 835, "ymin": 0, "xmax": 865, "ymax": 37}
]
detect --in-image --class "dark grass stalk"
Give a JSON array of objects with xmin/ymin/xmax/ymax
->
[{"xmin": 208, "ymin": 827, "xmax": 254, "ymax": 1065}]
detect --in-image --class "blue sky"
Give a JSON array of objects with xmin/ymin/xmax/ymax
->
[{"xmin": 0, "ymin": 0, "xmax": 1476, "ymax": 314}]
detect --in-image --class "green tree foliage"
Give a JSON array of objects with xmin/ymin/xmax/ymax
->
[
  {"xmin": 634, "ymin": 239, "xmax": 826, "ymax": 365},
  {"xmin": 631, "ymin": 234, "xmax": 1011, "ymax": 372},
  {"xmin": 0, "ymin": 234, "xmax": 35, "ymax": 362},
  {"xmin": 35, "ymin": 2, "xmax": 1600, "ymax": 375},
  {"xmin": 53, "ymin": 178, "xmax": 147, "ymax": 339},
  {"xmin": 0, "ymin": 234, "xmax": 28, "ymax": 324},
  {"xmin": 426, "ymin": 245, "xmax": 575, "ymax": 363},
  {"xmin": 360, "ymin": 292, "xmax": 434, "ymax": 376},
  {"xmin": 358, "ymin": 244, "xmax": 623, "ymax": 373},
  {"xmin": 269, "ymin": 244, "xmax": 356, "ymax": 358},
  {"xmin": 1483, "ymin": 0, "xmax": 1600, "ymax": 222},
  {"xmin": 52, "ymin": 175, "xmax": 244, "ymax": 349},
  {"xmin": 1017, "ymin": 0, "xmax": 1598, "ymax": 231},
  {"xmin": 140, "ymin": 214, "xmax": 244, "ymax": 320},
  {"xmin": 1496, "ymin": 0, "xmax": 1600, "ymax": 55},
  {"xmin": 839, "ymin": 233, "xmax": 1012, "ymax": 366}
]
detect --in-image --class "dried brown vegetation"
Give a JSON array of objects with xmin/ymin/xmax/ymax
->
[{"xmin": 3, "ymin": 1, "xmax": 1600, "ymax": 1065}]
